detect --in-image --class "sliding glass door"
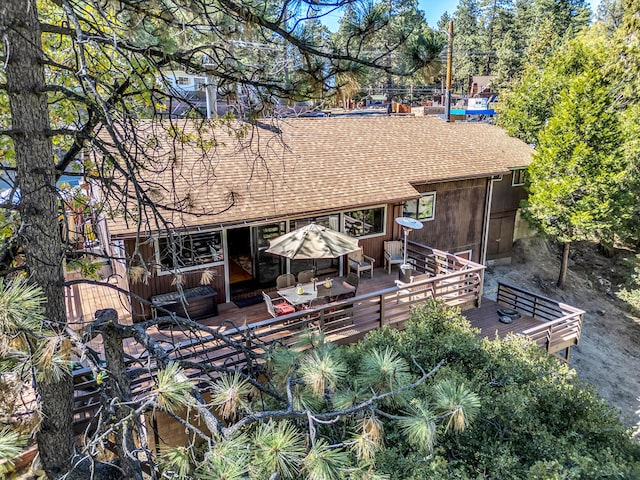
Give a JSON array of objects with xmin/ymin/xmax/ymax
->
[{"xmin": 253, "ymin": 222, "xmax": 285, "ymax": 285}]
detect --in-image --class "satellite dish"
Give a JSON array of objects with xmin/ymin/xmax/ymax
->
[{"xmin": 395, "ymin": 217, "xmax": 424, "ymax": 231}]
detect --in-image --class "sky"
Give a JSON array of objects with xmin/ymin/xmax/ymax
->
[
  {"xmin": 419, "ymin": 0, "xmax": 458, "ymax": 27},
  {"xmin": 419, "ymin": 0, "xmax": 602, "ymax": 26},
  {"xmin": 323, "ymin": 0, "xmax": 600, "ymax": 32},
  {"xmin": 322, "ymin": 0, "xmax": 456, "ymax": 31}
]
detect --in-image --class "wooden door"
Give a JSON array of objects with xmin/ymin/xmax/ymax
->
[{"xmin": 487, "ymin": 214, "xmax": 515, "ymax": 258}]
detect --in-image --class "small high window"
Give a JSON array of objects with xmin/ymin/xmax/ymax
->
[
  {"xmin": 403, "ymin": 192, "xmax": 436, "ymax": 221},
  {"xmin": 512, "ymin": 168, "xmax": 527, "ymax": 186}
]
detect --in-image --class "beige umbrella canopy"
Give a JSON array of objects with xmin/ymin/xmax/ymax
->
[{"xmin": 265, "ymin": 223, "xmax": 360, "ymax": 271}]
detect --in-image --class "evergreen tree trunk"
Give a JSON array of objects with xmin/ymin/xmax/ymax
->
[
  {"xmin": 557, "ymin": 241, "xmax": 571, "ymax": 289},
  {"xmin": 2, "ymin": 1, "xmax": 75, "ymax": 477}
]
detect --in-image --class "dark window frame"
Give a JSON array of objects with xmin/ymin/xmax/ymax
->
[
  {"xmin": 343, "ymin": 206, "xmax": 386, "ymax": 238},
  {"xmin": 403, "ymin": 192, "xmax": 436, "ymax": 222}
]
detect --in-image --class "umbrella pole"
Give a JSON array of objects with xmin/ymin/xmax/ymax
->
[{"xmin": 312, "ymin": 259, "xmax": 317, "ymax": 290}]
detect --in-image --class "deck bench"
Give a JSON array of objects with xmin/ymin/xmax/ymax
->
[{"xmin": 151, "ymin": 286, "xmax": 218, "ymax": 320}]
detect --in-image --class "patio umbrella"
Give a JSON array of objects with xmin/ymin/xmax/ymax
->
[{"xmin": 265, "ymin": 223, "xmax": 360, "ymax": 275}]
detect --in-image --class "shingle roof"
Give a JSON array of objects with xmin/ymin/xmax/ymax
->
[{"xmin": 104, "ymin": 115, "xmax": 533, "ymax": 237}]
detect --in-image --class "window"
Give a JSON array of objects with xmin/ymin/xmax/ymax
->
[
  {"xmin": 403, "ymin": 192, "xmax": 436, "ymax": 221},
  {"xmin": 175, "ymin": 76, "xmax": 191, "ymax": 86},
  {"xmin": 157, "ymin": 230, "xmax": 223, "ymax": 270},
  {"xmin": 290, "ymin": 214, "xmax": 340, "ymax": 232},
  {"xmin": 343, "ymin": 207, "xmax": 385, "ymax": 237},
  {"xmin": 454, "ymin": 250, "xmax": 472, "ymax": 261},
  {"xmin": 512, "ymin": 168, "xmax": 527, "ymax": 186}
]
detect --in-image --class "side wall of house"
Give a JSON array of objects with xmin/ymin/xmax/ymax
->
[
  {"xmin": 405, "ymin": 178, "xmax": 488, "ymax": 263},
  {"xmin": 125, "ymin": 238, "xmax": 226, "ymax": 322},
  {"xmin": 491, "ymin": 171, "xmax": 527, "ymax": 214},
  {"xmin": 487, "ymin": 172, "xmax": 528, "ymax": 261}
]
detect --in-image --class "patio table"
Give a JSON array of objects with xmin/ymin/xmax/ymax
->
[
  {"xmin": 278, "ymin": 277, "xmax": 356, "ymax": 308},
  {"xmin": 316, "ymin": 277, "xmax": 354, "ymax": 301},
  {"xmin": 277, "ymin": 282, "xmax": 318, "ymax": 308}
]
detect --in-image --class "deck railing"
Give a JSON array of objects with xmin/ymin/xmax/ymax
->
[
  {"xmin": 72, "ymin": 260, "xmax": 487, "ymax": 432},
  {"xmin": 72, "ymin": 254, "xmax": 582, "ymax": 430},
  {"xmin": 496, "ymin": 282, "xmax": 585, "ymax": 360}
]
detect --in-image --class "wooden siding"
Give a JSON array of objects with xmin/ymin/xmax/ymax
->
[
  {"xmin": 487, "ymin": 172, "xmax": 528, "ymax": 261},
  {"xmin": 407, "ymin": 179, "xmax": 488, "ymax": 263},
  {"xmin": 125, "ymin": 238, "xmax": 226, "ymax": 322},
  {"xmin": 491, "ymin": 172, "xmax": 527, "ymax": 214},
  {"xmin": 357, "ymin": 204, "xmax": 402, "ymax": 266}
]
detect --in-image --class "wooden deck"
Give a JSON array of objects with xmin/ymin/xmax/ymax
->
[
  {"xmin": 197, "ymin": 277, "xmax": 554, "ymax": 348},
  {"xmin": 464, "ymin": 283, "xmax": 585, "ymax": 360},
  {"xmin": 72, "ymin": 249, "xmax": 584, "ymax": 433},
  {"xmin": 462, "ymin": 297, "xmax": 544, "ymax": 339}
]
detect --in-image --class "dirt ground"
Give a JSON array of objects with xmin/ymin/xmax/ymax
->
[{"xmin": 482, "ymin": 237, "xmax": 640, "ymax": 431}]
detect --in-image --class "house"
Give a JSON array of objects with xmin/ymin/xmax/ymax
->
[
  {"xmin": 97, "ymin": 115, "xmax": 533, "ymax": 321},
  {"xmin": 468, "ymin": 75, "xmax": 496, "ymax": 96}
]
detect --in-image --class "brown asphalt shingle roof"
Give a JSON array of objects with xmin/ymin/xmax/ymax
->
[{"xmin": 105, "ymin": 115, "xmax": 533, "ymax": 237}]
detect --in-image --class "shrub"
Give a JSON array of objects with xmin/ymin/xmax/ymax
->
[{"xmin": 359, "ymin": 301, "xmax": 640, "ymax": 479}]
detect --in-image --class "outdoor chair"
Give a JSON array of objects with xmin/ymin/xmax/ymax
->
[
  {"xmin": 347, "ymin": 249, "xmax": 375, "ymax": 278},
  {"xmin": 336, "ymin": 272, "xmax": 359, "ymax": 301},
  {"xmin": 344, "ymin": 272, "xmax": 359, "ymax": 291},
  {"xmin": 297, "ymin": 269, "xmax": 315, "ymax": 284},
  {"xmin": 262, "ymin": 292, "xmax": 295, "ymax": 317},
  {"xmin": 395, "ymin": 273, "xmax": 435, "ymax": 303},
  {"xmin": 276, "ymin": 273, "xmax": 296, "ymax": 289},
  {"xmin": 384, "ymin": 240, "xmax": 404, "ymax": 274},
  {"xmin": 308, "ymin": 296, "xmax": 330, "ymax": 308}
]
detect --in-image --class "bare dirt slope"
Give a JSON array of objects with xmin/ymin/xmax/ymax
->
[{"xmin": 483, "ymin": 237, "xmax": 640, "ymax": 430}]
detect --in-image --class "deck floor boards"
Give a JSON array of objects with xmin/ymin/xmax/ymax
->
[{"xmin": 462, "ymin": 298, "xmax": 544, "ymax": 339}]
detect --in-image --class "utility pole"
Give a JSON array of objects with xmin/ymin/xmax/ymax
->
[
  {"xmin": 444, "ymin": 20, "xmax": 454, "ymax": 123},
  {"xmin": 205, "ymin": 79, "xmax": 217, "ymax": 119}
]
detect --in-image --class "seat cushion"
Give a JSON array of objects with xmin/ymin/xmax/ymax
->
[
  {"xmin": 352, "ymin": 260, "xmax": 371, "ymax": 268},
  {"xmin": 342, "ymin": 281, "xmax": 357, "ymax": 291},
  {"xmin": 275, "ymin": 303, "xmax": 295, "ymax": 315}
]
